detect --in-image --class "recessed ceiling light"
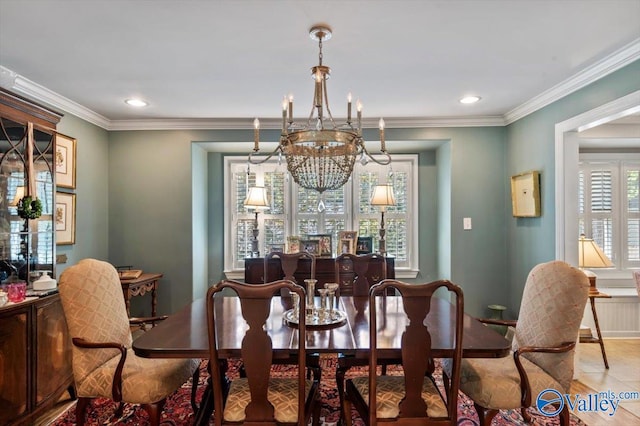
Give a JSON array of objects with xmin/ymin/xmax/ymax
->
[
  {"xmin": 460, "ymin": 96, "xmax": 481, "ymax": 104},
  {"xmin": 125, "ymin": 98, "xmax": 148, "ymax": 107}
]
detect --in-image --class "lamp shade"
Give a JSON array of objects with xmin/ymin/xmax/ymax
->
[
  {"xmin": 578, "ymin": 234, "xmax": 613, "ymax": 268},
  {"xmin": 370, "ymin": 184, "xmax": 396, "ymax": 208},
  {"xmin": 244, "ymin": 186, "xmax": 270, "ymax": 210}
]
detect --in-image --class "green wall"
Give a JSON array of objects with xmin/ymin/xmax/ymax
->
[
  {"xmin": 505, "ymin": 60, "xmax": 640, "ymax": 317},
  {"xmin": 49, "ymin": 60, "xmax": 639, "ymax": 319}
]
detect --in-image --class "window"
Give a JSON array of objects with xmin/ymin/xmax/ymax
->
[
  {"xmin": 579, "ymin": 154, "xmax": 640, "ymax": 271},
  {"xmin": 223, "ymin": 154, "xmax": 418, "ymax": 277}
]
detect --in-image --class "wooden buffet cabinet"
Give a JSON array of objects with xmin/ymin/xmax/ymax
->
[
  {"xmin": 0, "ymin": 89, "xmax": 73, "ymax": 424},
  {"xmin": 244, "ymin": 256, "xmax": 395, "ymax": 295},
  {"xmin": 0, "ymin": 294, "xmax": 73, "ymax": 425}
]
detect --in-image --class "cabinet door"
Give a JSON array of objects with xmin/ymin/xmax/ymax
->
[
  {"xmin": 35, "ymin": 296, "xmax": 72, "ymax": 405},
  {"xmin": 0, "ymin": 309, "xmax": 29, "ymax": 424}
]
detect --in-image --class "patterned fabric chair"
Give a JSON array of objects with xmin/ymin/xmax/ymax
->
[
  {"xmin": 444, "ymin": 260, "xmax": 589, "ymax": 425},
  {"xmin": 343, "ymin": 279, "xmax": 464, "ymax": 426},
  {"xmin": 206, "ymin": 279, "xmax": 321, "ymax": 425},
  {"xmin": 58, "ymin": 259, "xmax": 200, "ymax": 426}
]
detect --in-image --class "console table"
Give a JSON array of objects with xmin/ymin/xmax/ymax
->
[
  {"xmin": 244, "ymin": 257, "xmax": 394, "ymax": 295},
  {"xmin": 120, "ymin": 273, "xmax": 163, "ymax": 317}
]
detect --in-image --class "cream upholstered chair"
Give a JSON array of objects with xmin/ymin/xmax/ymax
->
[
  {"xmin": 58, "ymin": 259, "xmax": 200, "ymax": 426},
  {"xmin": 445, "ymin": 260, "xmax": 589, "ymax": 425}
]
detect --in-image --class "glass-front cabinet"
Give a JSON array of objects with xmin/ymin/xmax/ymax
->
[{"xmin": 0, "ymin": 88, "xmax": 60, "ymax": 285}]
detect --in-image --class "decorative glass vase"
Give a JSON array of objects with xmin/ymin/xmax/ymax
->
[{"xmin": 487, "ymin": 304, "xmax": 508, "ymax": 336}]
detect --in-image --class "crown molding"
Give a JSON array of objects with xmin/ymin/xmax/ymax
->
[
  {"xmin": 2, "ymin": 37, "xmax": 638, "ymax": 131},
  {"xmin": 504, "ymin": 38, "xmax": 640, "ymax": 125}
]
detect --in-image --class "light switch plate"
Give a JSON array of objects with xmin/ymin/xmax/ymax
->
[{"xmin": 463, "ymin": 217, "xmax": 472, "ymax": 230}]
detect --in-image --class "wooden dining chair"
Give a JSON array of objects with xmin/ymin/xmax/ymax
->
[
  {"xmin": 443, "ymin": 260, "xmax": 589, "ymax": 425},
  {"xmin": 343, "ymin": 279, "xmax": 464, "ymax": 426},
  {"xmin": 206, "ymin": 279, "xmax": 321, "ymax": 426},
  {"xmin": 334, "ymin": 252, "xmax": 390, "ymax": 417},
  {"xmin": 263, "ymin": 251, "xmax": 321, "ymax": 381},
  {"xmin": 58, "ymin": 259, "xmax": 200, "ymax": 426}
]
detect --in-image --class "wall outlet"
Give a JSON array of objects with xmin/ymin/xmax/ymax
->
[{"xmin": 463, "ymin": 217, "xmax": 472, "ymax": 230}]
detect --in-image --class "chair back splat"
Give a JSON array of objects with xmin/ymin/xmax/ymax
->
[
  {"xmin": 206, "ymin": 279, "xmax": 320, "ymax": 426},
  {"xmin": 343, "ymin": 278, "xmax": 464, "ymax": 426}
]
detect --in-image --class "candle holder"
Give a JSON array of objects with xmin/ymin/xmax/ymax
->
[{"xmin": 304, "ymin": 279, "xmax": 317, "ymax": 322}]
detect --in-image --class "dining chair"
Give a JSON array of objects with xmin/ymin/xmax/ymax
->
[
  {"xmin": 206, "ymin": 279, "xmax": 321, "ymax": 426},
  {"xmin": 58, "ymin": 258, "xmax": 200, "ymax": 426},
  {"xmin": 343, "ymin": 279, "xmax": 464, "ymax": 426},
  {"xmin": 263, "ymin": 251, "xmax": 321, "ymax": 381},
  {"xmin": 334, "ymin": 252, "xmax": 390, "ymax": 417},
  {"xmin": 444, "ymin": 260, "xmax": 589, "ymax": 425}
]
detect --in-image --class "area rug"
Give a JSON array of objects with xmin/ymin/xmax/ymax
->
[{"xmin": 52, "ymin": 356, "xmax": 585, "ymax": 425}]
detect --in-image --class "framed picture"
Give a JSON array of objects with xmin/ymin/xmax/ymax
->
[
  {"xmin": 270, "ymin": 244, "xmax": 284, "ymax": 253},
  {"xmin": 55, "ymin": 192, "xmax": 76, "ymax": 245},
  {"xmin": 55, "ymin": 133, "xmax": 77, "ymax": 189},
  {"xmin": 340, "ymin": 238, "xmax": 353, "ymax": 254},
  {"xmin": 300, "ymin": 239, "xmax": 320, "ymax": 256},
  {"xmin": 308, "ymin": 234, "xmax": 332, "ymax": 257},
  {"xmin": 356, "ymin": 236, "xmax": 373, "ymax": 254},
  {"xmin": 338, "ymin": 231, "xmax": 358, "ymax": 254},
  {"xmin": 511, "ymin": 171, "xmax": 541, "ymax": 217},
  {"xmin": 286, "ymin": 236, "xmax": 300, "ymax": 253}
]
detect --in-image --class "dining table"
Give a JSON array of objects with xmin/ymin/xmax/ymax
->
[{"xmin": 133, "ymin": 294, "xmax": 511, "ymax": 425}]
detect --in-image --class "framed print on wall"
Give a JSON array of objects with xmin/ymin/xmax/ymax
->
[
  {"xmin": 511, "ymin": 171, "xmax": 541, "ymax": 217},
  {"xmin": 55, "ymin": 133, "xmax": 77, "ymax": 189},
  {"xmin": 56, "ymin": 192, "xmax": 76, "ymax": 245}
]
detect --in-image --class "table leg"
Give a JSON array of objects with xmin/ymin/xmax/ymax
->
[
  {"xmin": 589, "ymin": 297, "xmax": 609, "ymax": 369},
  {"xmin": 151, "ymin": 283, "xmax": 157, "ymax": 317},
  {"xmin": 193, "ymin": 359, "xmax": 230, "ymax": 425}
]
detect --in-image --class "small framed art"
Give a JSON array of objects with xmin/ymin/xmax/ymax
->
[
  {"xmin": 340, "ymin": 239, "xmax": 353, "ymax": 254},
  {"xmin": 308, "ymin": 234, "xmax": 332, "ymax": 257},
  {"xmin": 511, "ymin": 171, "xmax": 541, "ymax": 217},
  {"xmin": 55, "ymin": 133, "xmax": 77, "ymax": 189},
  {"xmin": 56, "ymin": 192, "xmax": 76, "ymax": 245},
  {"xmin": 300, "ymin": 240, "xmax": 320, "ymax": 256},
  {"xmin": 338, "ymin": 231, "xmax": 357, "ymax": 254},
  {"xmin": 287, "ymin": 236, "xmax": 300, "ymax": 253},
  {"xmin": 356, "ymin": 236, "xmax": 373, "ymax": 254}
]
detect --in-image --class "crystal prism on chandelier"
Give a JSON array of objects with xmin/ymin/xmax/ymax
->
[{"xmin": 248, "ymin": 24, "xmax": 391, "ymax": 194}]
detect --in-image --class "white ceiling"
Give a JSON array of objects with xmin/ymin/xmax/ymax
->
[{"xmin": 0, "ymin": 0, "xmax": 639, "ymax": 130}]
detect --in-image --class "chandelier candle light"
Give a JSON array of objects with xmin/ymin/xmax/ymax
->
[
  {"xmin": 249, "ymin": 24, "xmax": 391, "ymax": 197},
  {"xmin": 370, "ymin": 183, "xmax": 396, "ymax": 256},
  {"xmin": 244, "ymin": 186, "xmax": 270, "ymax": 257}
]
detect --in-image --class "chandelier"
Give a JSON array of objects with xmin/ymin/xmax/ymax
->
[{"xmin": 248, "ymin": 24, "xmax": 391, "ymax": 194}]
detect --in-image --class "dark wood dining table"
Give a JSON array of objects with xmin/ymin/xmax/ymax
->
[
  {"xmin": 133, "ymin": 295, "xmax": 511, "ymax": 359},
  {"xmin": 132, "ymin": 295, "xmax": 510, "ymax": 425}
]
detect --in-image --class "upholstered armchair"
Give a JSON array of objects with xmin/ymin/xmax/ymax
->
[
  {"xmin": 444, "ymin": 260, "xmax": 589, "ymax": 425},
  {"xmin": 58, "ymin": 259, "xmax": 200, "ymax": 426}
]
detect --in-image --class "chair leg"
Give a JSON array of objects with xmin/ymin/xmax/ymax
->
[
  {"xmin": 342, "ymin": 396, "xmax": 353, "ymax": 426},
  {"xmin": 67, "ymin": 384, "xmax": 77, "ymax": 400},
  {"xmin": 191, "ymin": 365, "xmax": 201, "ymax": 411},
  {"xmin": 142, "ymin": 400, "xmax": 165, "ymax": 426},
  {"xmin": 114, "ymin": 401, "xmax": 125, "ymax": 418},
  {"xmin": 474, "ymin": 403, "xmax": 499, "ymax": 426},
  {"xmin": 75, "ymin": 397, "xmax": 91, "ymax": 426},
  {"xmin": 336, "ymin": 364, "xmax": 350, "ymax": 424},
  {"xmin": 521, "ymin": 407, "xmax": 532, "ymax": 422},
  {"xmin": 558, "ymin": 404, "xmax": 571, "ymax": 426}
]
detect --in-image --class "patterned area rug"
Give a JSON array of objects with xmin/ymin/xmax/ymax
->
[{"xmin": 52, "ymin": 356, "xmax": 586, "ymax": 425}]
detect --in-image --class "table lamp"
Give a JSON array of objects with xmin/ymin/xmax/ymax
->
[
  {"xmin": 578, "ymin": 233, "xmax": 613, "ymax": 292},
  {"xmin": 370, "ymin": 183, "xmax": 396, "ymax": 256},
  {"xmin": 244, "ymin": 186, "xmax": 269, "ymax": 257}
]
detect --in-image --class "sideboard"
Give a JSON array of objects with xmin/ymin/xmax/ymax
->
[
  {"xmin": 244, "ymin": 256, "xmax": 395, "ymax": 295},
  {"xmin": 0, "ymin": 293, "xmax": 73, "ymax": 425}
]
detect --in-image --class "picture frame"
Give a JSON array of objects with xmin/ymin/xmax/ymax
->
[
  {"xmin": 511, "ymin": 171, "xmax": 541, "ymax": 217},
  {"xmin": 286, "ymin": 236, "xmax": 300, "ymax": 254},
  {"xmin": 269, "ymin": 244, "xmax": 285, "ymax": 253},
  {"xmin": 340, "ymin": 238, "xmax": 353, "ymax": 255},
  {"xmin": 55, "ymin": 192, "xmax": 76, "ymax": 245},
  {"xmin": 300, "ymin": 239, "xmax": 320, "ymax": 256},
  {"xmin": 308, "ymin": 233, "xmax": 332, "ymax": 257},
  {"xmin": 338, "ymin": 231, "xmax": 358, "ymax": 254},
  {"xmin": 356, "ymin": 236, "xmax": 373, "ymax": 254},
  {"xmin": 55, "ymin": 133, "xmax": 77, "ymax": 189}
]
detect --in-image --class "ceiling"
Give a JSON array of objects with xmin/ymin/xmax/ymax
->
[{"xmin": 0, "ymin": 0, "xmax": 639, "ymax": 130}]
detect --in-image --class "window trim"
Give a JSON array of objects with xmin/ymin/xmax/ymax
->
[{"xmin": 223, "ymin": 154, "xmax": 419, "ymax": 279}]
